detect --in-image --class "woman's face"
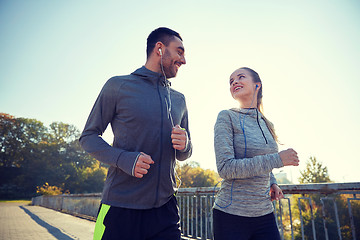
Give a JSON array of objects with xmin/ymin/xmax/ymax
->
[{"xmin": 229, "ymin": 68, "xmax": 258, "ymax": 106}]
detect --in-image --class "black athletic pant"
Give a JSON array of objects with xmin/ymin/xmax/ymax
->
[
  {"xmin": 213, "ymin": 208, "xmax": 281, "ymax": 240},
  {"xmin": 95, "ymin": 196, "xmax": 181, "ymax": 240}
]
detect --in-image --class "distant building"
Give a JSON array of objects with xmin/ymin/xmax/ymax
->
[{"xmin": 274, "ymin": 171, "xmax": 292, "ymax": 184}]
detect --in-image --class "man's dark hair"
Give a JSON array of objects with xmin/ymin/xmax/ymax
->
[{"xmin": 146, "ymin": 27, "xmax": 182, "ymax": 58}]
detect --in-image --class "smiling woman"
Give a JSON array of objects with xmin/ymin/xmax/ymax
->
[
  {"xmin": 212, "ymin": 67, "xmax": 300, "ymax": 240},
  {"xmin": 230, "ymin": 67, "xmax": 278, "ymax": 143},
  {"xmin": 230, "ymin": 68, "xmax": 261, "ymax": 109}
]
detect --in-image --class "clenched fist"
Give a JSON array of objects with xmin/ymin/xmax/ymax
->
[
  {"xmin": 134, "ymin": 152, "xmax": 154, "ymax": 178},
  {"xmin": 171, "ymin": 125, "xmax": 188, "ymax": 151},
  {"xmin": 279, "ymin": 148, "xmax": 300, "ymax": 166}
]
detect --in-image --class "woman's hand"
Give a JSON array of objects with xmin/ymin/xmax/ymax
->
[
  {"xmin": 279, "ymin": 148, "xmax": 299, "ymax": 166},
  {"xmin": 270, "ymin": 184, "xmax": 284, "ymax": 201}
]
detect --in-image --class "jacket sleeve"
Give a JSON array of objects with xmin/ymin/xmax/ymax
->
[
  {"xmin": 270, "ymin": 172, "xmax": 278, "ymax": 186},
  {"xmin": 175, "ymin": 100, "xmax": 192, "ymax": 161},
  {"xmin": 79, "ymin": 78, "xmax": 139, "ymax": 176},
  {"xmin": 214, "ymin": 110, "xmax": 283, "ymax": 180}
]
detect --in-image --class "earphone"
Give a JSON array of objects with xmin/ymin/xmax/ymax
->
[
  {"xmin": 159, "ymin": 46, "xmax": 182, "ymax": 189},
  {"xmin": 256, "ymin": 84, "xmax": 259, "ymax": 89}
]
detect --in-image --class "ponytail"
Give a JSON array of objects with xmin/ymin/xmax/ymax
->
[
  {"xmin": 240, "ymin": 67, "xmax": 279, "ymax": 143},
  {"xmin": 258, "ymin": 103, "xmax": 279, "ymax": 143}
]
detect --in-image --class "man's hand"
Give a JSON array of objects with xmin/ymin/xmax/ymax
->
[
  {"xmin": 270, "ymin": 184, "xmax": 284, "ymax": 201},
  {"xmin": 171, "ymin": 125, "xmax": 187, "ymax": 151},
  {"xmin": 134, "ymin": 152, "xmax": 154, "ymax": 178}
]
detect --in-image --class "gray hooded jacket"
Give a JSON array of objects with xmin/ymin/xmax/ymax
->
[
  {"xmin": 213, "ymin": 108, "xmax": 283, "ymax": 217},
  {"xmin": 80, "ymin": 66, "xmax": 192, "ymax": 209}
]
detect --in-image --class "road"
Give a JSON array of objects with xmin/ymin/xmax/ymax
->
[{"xmin": 0, "ymin": 201, "xmax": 95, "ymax": 240}]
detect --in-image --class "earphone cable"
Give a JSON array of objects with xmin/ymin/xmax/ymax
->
[
  {"xmin": 214, "ymin": 85, "xmax": 259, "ymax": 209},
  {"xmin": 160, "ymin": 53, "xmax": 181, "ymax": 190}
]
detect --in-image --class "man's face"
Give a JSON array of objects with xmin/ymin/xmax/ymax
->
[{"xmin": 162, "ymin": 37, "xmax": 186, "ymax": 79}]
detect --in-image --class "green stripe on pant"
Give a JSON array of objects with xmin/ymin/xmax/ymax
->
[{"xmin": 93, "ymin": 204, "xmax": 110, "ymax": 240}]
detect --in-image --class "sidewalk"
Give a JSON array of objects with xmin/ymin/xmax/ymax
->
[{"xmin": 0, "ymin": 201, "xmax": 95, "ymax": 240}]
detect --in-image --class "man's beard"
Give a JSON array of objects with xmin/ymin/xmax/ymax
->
[
  {"xmin": 162, "ymin": 51, "xmax": 177, "ymax": 79},
  {"xmin": 163, "ymin": 64, "xmax": 176, "ymax": 79}
]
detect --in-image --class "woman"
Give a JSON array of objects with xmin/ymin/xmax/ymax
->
[{"xmin": 213, "ymin": 67, "xmax": 299, "ymax": 240}]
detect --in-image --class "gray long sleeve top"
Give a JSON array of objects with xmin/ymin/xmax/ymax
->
[
  {"xmin": 79, "ymin": 66, "xmax": 192, "ymax": 209},
  {"xmin": 213, "ymin": 108, "xmax": 283, "ymax": 217}
]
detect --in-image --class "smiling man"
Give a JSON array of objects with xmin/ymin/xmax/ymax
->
[{"xmin": 80, "ymin": 27, "xmax": 192, "ymax": 240}]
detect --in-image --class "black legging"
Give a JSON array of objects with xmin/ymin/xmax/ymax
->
[{"xmin": 213, "ymin": 209, "xmax": 281, "ymax": 240}]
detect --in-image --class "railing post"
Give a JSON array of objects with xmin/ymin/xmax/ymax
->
[
  {"xmin": 298, "ymin": 196, "xmax": 317, "ymax": 240},
  {"xmin": 191, "ymin": 195, "xmax": 194, "ymax": 237},
  {"xmin": 187, "ymin": 195, "xmax": 190, "ymax": 237},
  {"xmin": 320, "ymin": 197, "xmax": 342, "ymax": 240},
  {"xmin": 347, "ymin": 194, "xmax": 359, "ymax": 240},
  {"xmin": 209, "ymin": 194, "xmax": 214, "ymax": 240},
  {"xmin": 285, "ymin": 197, "xmax": 295, "ymax": 240},
  {"xmin": 205, "ymin": 195, "xmax": 209, "ymax": 239},
  {"xmin": 279, "ymin": 200, "xmax": 285, "ymax": 239},
  {"xmin": 200, "ymin": 195, "xmax": 203, "ymax": 239},
  {"xmin": 196, "ymin": 194, "xmax": 198, "ymax": 238}
]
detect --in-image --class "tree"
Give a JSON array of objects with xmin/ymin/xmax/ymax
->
[
  {"xmin": 176, "ymin": 161, "xmax": 220, "ymax": 188},
  {"xmin": 36, "ymin": 182, "xmax": 64, "ymax": 196},
  {"xmin": 299, "ymin": 156, "xmax": 331, "ymax": 184},
  {"xmin": 292, "ymin": 157, "xmax": 359, "ymax": 240},
  {"xmin": 0, "ymin": 113, "xmax": 47, "ymax": 168},
  {"xmin": 0, "ymin": 113, "xmax": 107, "ymax": 199},
  {"xmin": 48, "ymin": 122, "xmax": 79, "ymax": 144}
]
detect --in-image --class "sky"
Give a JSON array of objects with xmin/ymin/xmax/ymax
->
[{"xmin": 1, "ymin": 0, "xmax": 360, "ymax": 183}]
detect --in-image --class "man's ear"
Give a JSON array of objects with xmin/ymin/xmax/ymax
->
[{"xmin": 155, "ymin": 42, "xmax": 164, "ymax": 56}]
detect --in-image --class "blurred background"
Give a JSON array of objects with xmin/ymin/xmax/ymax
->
[{"xmin": 1, "ymin": 0, "xmax": 359, "ymax": 187}]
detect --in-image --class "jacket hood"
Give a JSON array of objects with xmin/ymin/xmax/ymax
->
[
  {"xmin": 131, "ymin": 66, "xmax": 170, "ymax": 87},
  {"xmin": 230, "ymin": 108, "xmax": 262, "ymax": 120}
]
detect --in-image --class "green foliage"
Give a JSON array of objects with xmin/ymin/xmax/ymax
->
[
  {"xmin": 299, "ymin": 156, "xmax": 331, "ymax": 184},
  {"xmin": 285, "ymin": 156, "xmax": 360, "ymax": 240},
  {"xmin": 0, "ymin": 113, "xmax": 47, "ymax": 168},
  {"xmin": 36, "ymin": 182, "xmax": 64, "ymax": 196},
  {"xmin": 176, "ymin": 161, "xmax": 220, "ymax": 188},
  {"xmin": 0, "ymin": 113, "xmax": 106, "ymax": 199},
  {"xmin": 293, "ymin": 202, "xmax": 324, "ymax": 240}
]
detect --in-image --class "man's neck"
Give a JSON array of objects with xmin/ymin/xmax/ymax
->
[{"xmin": 144, "ymin": 60, "xmax": 161, "ymax": 74}]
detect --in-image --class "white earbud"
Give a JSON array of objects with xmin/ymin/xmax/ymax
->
[{"xmin": 159, "ymin": 49, "xmax": 162, "ymax": 56}]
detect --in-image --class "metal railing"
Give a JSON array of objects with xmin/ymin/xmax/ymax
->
[
  {"xmin": 32, "ymin": 182, "xmax": 360, "ymax": 240},
  {"xmin": 176, "ymin": 182, "xmax": 360, "ymax": 240},
  {"xmin": 176, "ymin": 187, "xmax": 216, "ymax": 240}
]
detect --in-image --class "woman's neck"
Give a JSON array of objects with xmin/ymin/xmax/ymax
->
[{"xmin": 239, "ymin": 99, "xmax": 257, "ymax": 109}]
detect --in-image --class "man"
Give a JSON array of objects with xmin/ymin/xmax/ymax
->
[{"xmin": 79, "ymin": 27, "xmax": 192, "ymax": 240}]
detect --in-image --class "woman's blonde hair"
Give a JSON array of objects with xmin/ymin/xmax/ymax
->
[{"xmin": 239, "ymin": 67, "xmax": 279, "ymax": 143}]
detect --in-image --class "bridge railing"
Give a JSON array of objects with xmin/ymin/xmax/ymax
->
[
  {"xmin": 32, "ymin": 182, "xmax": 360, "ymax": 240},
  {"xmin": 176, "ymin": 182, "xmax": 360, "ymax": 240}
]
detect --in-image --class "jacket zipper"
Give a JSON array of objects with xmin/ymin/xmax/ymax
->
[
  {"xmin": 154, "ymin": 81, "xmax": 163, "ymax": 206},
  {"xmin": 256, "ymin": 109, "xmax": 268, "ymax": 144}
]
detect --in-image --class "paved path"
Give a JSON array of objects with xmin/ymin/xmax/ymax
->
[{"xmin": 0, "ymin": 201, "xmax": 95, "ymax": 240}]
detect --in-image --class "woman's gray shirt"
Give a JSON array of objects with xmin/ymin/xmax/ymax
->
[{"xmin": 213, "ymin": 108, "xmax": 283, "ymax": 217}]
